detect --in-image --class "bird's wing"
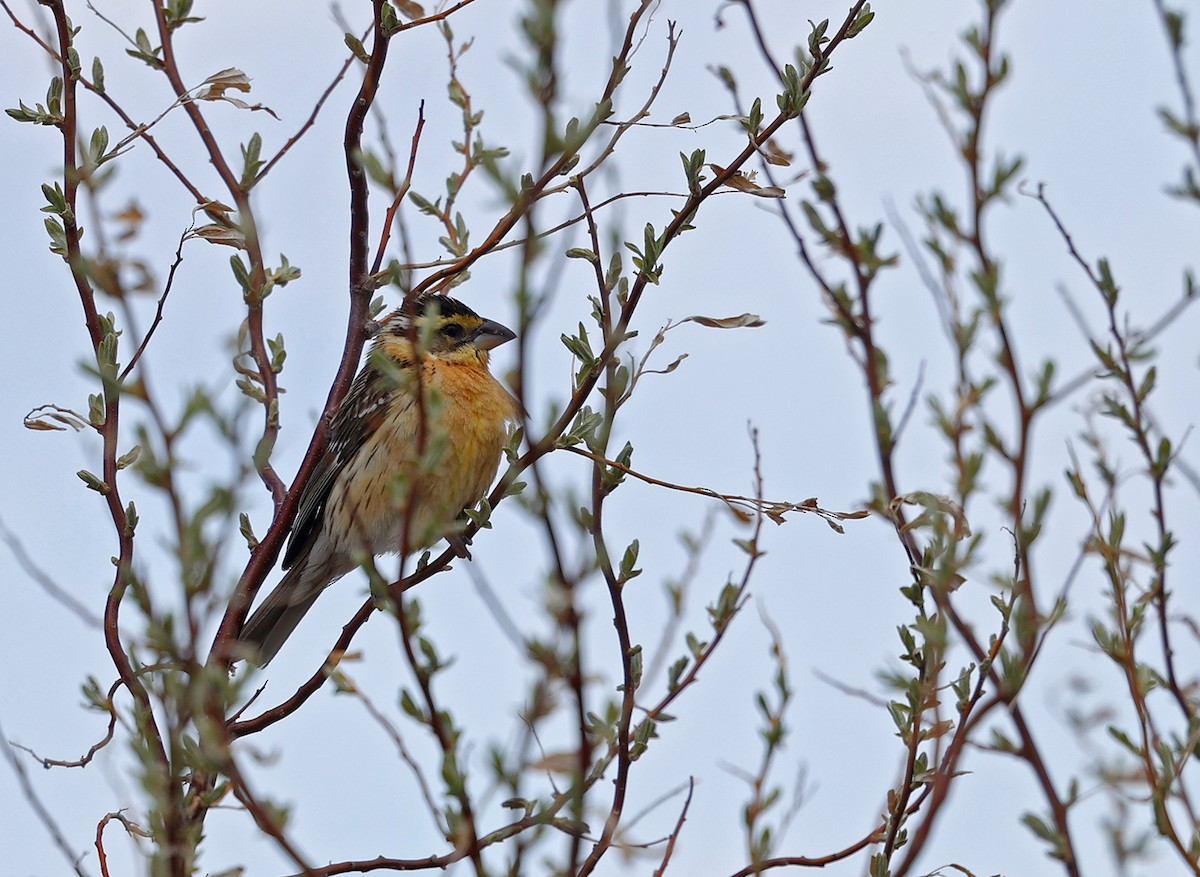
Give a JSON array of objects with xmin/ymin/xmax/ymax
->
[{"xmin": 282, "ymin": 366, "xmax": 398, "ymax": 570}]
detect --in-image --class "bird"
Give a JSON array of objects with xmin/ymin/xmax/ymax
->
[{"xmin": 236, "ymin": 293, "xmax": 517, "ymax": 664}]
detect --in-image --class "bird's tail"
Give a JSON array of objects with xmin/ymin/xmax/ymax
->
[{"xmin": 237, "ymin": 560, "xmax": 335, "ymax": 666}]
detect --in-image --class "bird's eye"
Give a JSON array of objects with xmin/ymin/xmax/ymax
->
[{"xmin": 440, "ymin": 322, "xmax": 465, "ymax": 339}]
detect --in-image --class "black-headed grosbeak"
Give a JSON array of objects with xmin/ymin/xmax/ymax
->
[{"xmin": 237, "ymin": 294, "xmax": 517, "ymax": 664}]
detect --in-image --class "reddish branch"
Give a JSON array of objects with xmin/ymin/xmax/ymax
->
[
  {"xmin": 210, "ymin": 0, "xmax": 395, "ymax": 663},
  {"xmin": 34, "ymin": 1, "xmax": 186, "ymax": 873}
]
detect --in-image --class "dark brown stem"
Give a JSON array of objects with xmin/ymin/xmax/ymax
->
[
  {"xmin": 39, "ymin": 1, "xmax": 181, "ymax": 871},
  {"xmin": 573, "ymin": 170, "xmax": 633, "ymax": 877},
  {"xmin": 210, "ymin": 0, "xmax": 393, "ymax": 664}
]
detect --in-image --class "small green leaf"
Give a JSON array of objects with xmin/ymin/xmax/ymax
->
[
  {"xmin": 344, "ymin": 32, "xmax": 370, "ymax": 63},
  {"xmin": 116, "ymin": 445, "xmax": 141, "ymax": 470},
  {"xmin": 618, "ymin": 539, "xmax": 641, "ymax": 583},
  {"xmin": 239, "ymin": 513, "xmax": 258, "ymax": 550},
  {"xmin": 77, "ymin": 469, "xmax": 110, "ymax": 494}
]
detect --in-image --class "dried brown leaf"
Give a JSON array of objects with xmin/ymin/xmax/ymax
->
[
  {"xmin": 197, "ymin": 68, "xmax": 251, "ymax": 99},
  {"xmin": 762, "ymin": 138, "xmax": 793, "ymax": 166},
  {"xmin": 642, "ymin": 352, "xmax": 688, "ymax": 376},
  {"xmin": 707, "ymin": 164, "xmax": 786, "ymax": 198},
  {"xmin": 24, "ymin": 407, "xmax": 89, "ymax": 432},
  {"xmin": 394, "ymin": 0, "xmax": 426, "ymax": 19},
  {"xmin": 726, "ymin": 505, "xmax": 754, "ymax": 523},
  {"xmin": 683, "ymin": 313, "xmax": 766, "ymax": 329},
  {"xmin": 189, "ymin": 224, "xmax": 248, "ymax": 249},
  {"xmin": 25, "ymin": 419, "xmax": 66, "ymax": 431},
  {"xmin": 195, "ymin": 69, "xmax": 279, "ymax": 118},
  {"xmin": 220, "ymin": 97, "xmax": 280, "ymax": 119},
  {"xmin": 748, "ymin": 184, "xmax": 786, "ymax": 198}
]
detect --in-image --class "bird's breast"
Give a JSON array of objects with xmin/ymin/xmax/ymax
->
[{"xmin": 327, "ymin": 361, "xmax": 515, "ymax": 557}]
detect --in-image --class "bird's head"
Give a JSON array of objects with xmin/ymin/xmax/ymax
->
[{"xmin": 373, "ymin": 294, "xmax": 516, "ymax": 367}]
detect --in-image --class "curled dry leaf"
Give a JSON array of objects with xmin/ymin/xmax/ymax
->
[
  {"xmin": 394, "ymin": 0, "xmax": 426, "ymax": 19},
  {"xmin": 762, "ymin": 137, "xmax": 793, "ymax": 167},
  {"xmin": 707, "ymin": 164, "xmax": 787, "ymax": 198},
  {"xmin": 671, "ymin": 111, "xmax": 692, "ymax": 126},
  {"xmin": 219, "ymin": 97, "xmax": 279, "ymax": 119},
  {"xmin": 194, "ymin": 199, "xmax": 236, "ymax": 226},
  {"xmin": 195, "ymin": 68, "xmax": 279, "ymax": 119},
  {"xmin": 197, "ymin": 68, "xmax": 251, "ymax": 99},
  {"xmin": 188, "ymin": 224, "xmax": 248, "ymax": 249},
  {"xmin": 25, "ymin": 418, "xmax": 67, "ymax": 431},
  {"xmin": 197, "ymin": 199, "xmax": 235, "ymax": 216},
  {"xmin": 24, "ymin": 405, "xmax": 90, "ymax": 432},
  {"xmin": 757, "ymin": 496, "xmax": 869, "ymax": 531},
  {"xmin": 641, "ymin": 352, "xmax": 688, "ymax": 377},
  {"xmin": 683, "ymin": 313, "xmax": 766, "ymax": 329},
  {"xmin": 726, "ymin": 505, "xmax": 754, "ymax": 524}
]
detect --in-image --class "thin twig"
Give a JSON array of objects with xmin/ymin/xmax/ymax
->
[
  {"xmin": 651, "ymin": 778, "xmax": 694, "ymax": 877},
  {"xmin": 1, "ymin": 718, "xmax": 91, "ymax": 877},
  {"xmin": 9, "ymin": 678, "xmax": 120, "ymax": 770},
  {"xmin": 559, "ymin": 445, "xmax": 864, "ymax": 529},
  {"xmin": 118, "ymin": 223, "xmax": 189, "ymax": 382},
  {"xmin": 256, "ymin": 45, "xmax": 359, "ymax": 183},
  {"xmin": 371, "ymin": 101, "xmax": 426, "ymax": 275}
]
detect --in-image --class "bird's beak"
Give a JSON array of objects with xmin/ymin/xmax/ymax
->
[{"xmin": 472, "ymin": 319, "xmax": 517, "ymax": 351}]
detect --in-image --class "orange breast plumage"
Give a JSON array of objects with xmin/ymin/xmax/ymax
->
[{"xmin": 325, "ymin": 357, "xmax": 515, "ymax": 558}]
